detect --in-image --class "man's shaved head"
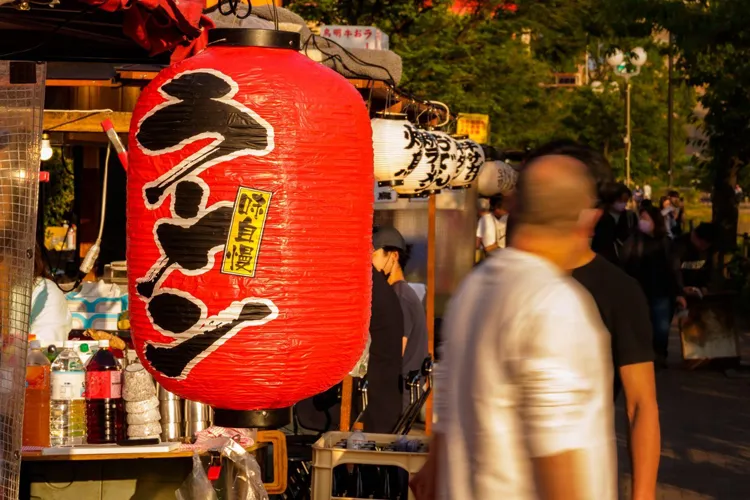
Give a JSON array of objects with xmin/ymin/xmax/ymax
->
[{"xmin": 513, "ymin": 155, "xmax": 597, "ymax": 233}]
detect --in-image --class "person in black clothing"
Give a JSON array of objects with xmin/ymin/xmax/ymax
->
[
  {"xmin": 591, "ymin": 182, "xmax": 639, "ymax": 264},
  {"xmin": 361, "ymin": 266, "xmax": 405, "ymax": 433},
  {"xmin": 673, "ymin": 222, "xmax": 716, "ymax": 295},
  {"xmin": 520, "ymin": 140, "xmax": 660, "ymax": 499},
  {"xmin": 621, "ymin": 204, "xmax": 685, "ymax": 364},
  {"xmin": 294, "ymin": 266, "xmax": 404, "ymax": 434},
  {"xmin": 667, "ymin": 190, "xmax": 685, "ymax": 238}
]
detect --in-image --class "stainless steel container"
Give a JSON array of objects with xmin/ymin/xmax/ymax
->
[
  {"xmin": 159, "ymin": 400, "xmax": 182, "ymax": 423},
  {"xmin": 184, "ymin": 420, "xmax": 210, "ymax": 438},
  {"xmin": 184, "ymin": 400, "xmax": 211, "ymax": 422},
  {"xmin": 156, "ymin": 383, "xmax": 181, "ymax": 401},
  {"xmin": 160, "ymin": 422, "xmax": 183, "ymax": 442}
]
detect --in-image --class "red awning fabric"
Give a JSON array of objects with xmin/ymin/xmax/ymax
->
[{"xmin": 78, "ymin": 0, "xmax": 214, "ymax": 62}]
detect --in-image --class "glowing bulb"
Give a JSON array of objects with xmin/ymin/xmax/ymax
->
[{"xmin": 40, "ymin": 133, "xmax": 53, "ymax": 161}]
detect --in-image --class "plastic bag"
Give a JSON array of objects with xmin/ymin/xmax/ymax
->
[
  {"xmin": 175, "ymin": 439, "xmax": 268, "ymax": 500},
  {"xmin": 217, "ymin": 438, "xmax": 268, "ymax": 500},
  {"xmin": 348, "ymin": 333, "xmax": 371, "ymax": 378},
  {"xmin": 176, "ymin": 453, "xmax": 218, "ymax": 500}
]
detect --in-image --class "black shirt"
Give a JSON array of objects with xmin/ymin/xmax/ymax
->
[
  {"xmin": 294, "ymin": 267, "xmax": 404, "ymax": 434},
  {"xmin": 591, "ymin": 210, "xmax": 638, "ymax": 265},
  {"xmin": 673, "ymin": 233, "xmax": 711, "ymax": 289},
  {"xmin": 362, "ymin": 267, "xmax": 404, "ymax": 433},
  {"xmin": 572, "ymin": 255, "xmax": 654, "ymax": 397},
  {"xmin": 621, "ymin": 233, "xmax": 682, "ymax": 301}
]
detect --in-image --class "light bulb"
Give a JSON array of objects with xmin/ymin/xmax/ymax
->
[
  {"xmin": 631, "ymin": 47, "xmax": 648, "ymax": 67},
  {"xmin": 606, "ymin": 49, "xmax": 624, "ymax": 68},
  {"xmin": 40, "ymin": 133, "xmax": 53, "ymax": 161}
]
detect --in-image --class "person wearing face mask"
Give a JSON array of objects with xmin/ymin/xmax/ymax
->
[
  {"xmin": 621, "ymin": 205, "xmax": 685, "ymax": 366},
  {"xmin": 372, "ymin": 227, "xmax": 429, "ymax": 410},
  {"xmin": 592, "ymin": 182, "xmax": 639, "ymax": 264}
]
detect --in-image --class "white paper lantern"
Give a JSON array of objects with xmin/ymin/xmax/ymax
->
[
  {"xmin": 371, "ymin": 114, "xmax": 423, "ymax": 186},
  {"xmin": 450, "ymin": 137, "xmax": 471, "ymax": 183},
  {"xmin": 393, "ymin": 131, "xmax": 440, "ymax": 197},
  {"xmin": 430, "ymin": 131, "xmax": 460, "ymax": 189},
  {"xmin": 449, "ymin": 139, "xmax": 485, "ymax": 189},
  {"xmin": 477, "ymin": 160, "xmax": 519, "ymax": 197}
]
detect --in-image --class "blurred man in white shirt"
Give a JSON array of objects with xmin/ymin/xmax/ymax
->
[{"xmin": 412, "ymin": 155, "xmax": 616, "ymax": 500}]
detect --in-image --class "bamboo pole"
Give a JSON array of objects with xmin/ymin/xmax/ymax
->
[{"xmin": 425, "ymin": 193, "xmax": 436, "ymax": 435}]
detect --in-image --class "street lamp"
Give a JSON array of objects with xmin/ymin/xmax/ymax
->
[{"xmin": 607, "ymin": 47, "xmax": 647, "ymax": 186}]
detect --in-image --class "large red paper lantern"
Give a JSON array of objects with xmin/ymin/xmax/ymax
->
[{"xmin": 127, "ymin": 29, "xmax": 373, "ymax": 419}]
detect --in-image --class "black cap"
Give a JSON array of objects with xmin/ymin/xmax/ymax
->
[{"xmin": 373, "ymin": 226, "xmax": 406, "ymax": 252}]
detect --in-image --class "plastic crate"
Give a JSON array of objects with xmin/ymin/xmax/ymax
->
[{"xmin": 311, "ymin": 431, "xmax": 429, "ymax": 500}]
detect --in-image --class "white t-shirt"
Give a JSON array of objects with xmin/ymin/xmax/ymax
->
[
  {"xmin": 476, "ymin": 213, "xmax": 508, "ymax": 249},
  {"xmin": 434, "ymin": 248, "xmax": 616, "ymax": 500},
  {"xmin": 30, "ymin": 278, "xmax": 73, "ymax": 346},
  {"xmin": 643, "ymin": 184, "xmax": 652, "ymax": 200}
]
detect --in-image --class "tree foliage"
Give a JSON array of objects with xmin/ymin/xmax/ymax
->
[
  {"xmin": 287, "ymin": 0, "xmax": 695, "ymax": 184},
  {"xmin": 42, "ymin": 150, "xmax": 74, "ymax": 228},
  {"xmin": 607, "ymin": 0, "xmax": 750, "ymax": 248}
]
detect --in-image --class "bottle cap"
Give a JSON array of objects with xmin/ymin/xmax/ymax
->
[
  {"xmin": 98, "ymin": 339, "xmax": 110, "ymax": 348},
  {"xmin": 352, "ymin": 422, "xmax": 364, "ymax": 431},
  {"xmin": 29, "ymin": 340, "xmax": 41, "ymax": 349},
  {"xmin": 79, "ymin": 343, "xmax": 90, "ymax": 353},
  {"xmin": 63, "ymin": 341, "xmax": 75, "ymax": 348}
]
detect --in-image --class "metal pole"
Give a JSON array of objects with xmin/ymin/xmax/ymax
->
[
  {"xmin": 424, "ymin": 193, "xmax": 436, "ymax": 435},
  {"xmin": 625, "ymin": 80, "xmax": 632, "ymax": 186},
  {"xmin": 667, "ymin": 33, "xmax": 674, "ymax": 187}
]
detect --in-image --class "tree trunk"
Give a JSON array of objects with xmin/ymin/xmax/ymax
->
[{"xmin": 712, "ymin": 156, "xmax": 740, "ymax": 278}]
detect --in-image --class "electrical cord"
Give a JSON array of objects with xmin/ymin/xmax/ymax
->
[
  {"xmin": 303, "ymin": 33, "xmax": 450, "ymax": 124},
  {"xmin": 55, "ymin": 143, "xmax": 110, "ymax": 293}
]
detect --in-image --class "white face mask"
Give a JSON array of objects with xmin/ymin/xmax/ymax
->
[
  {"xmin": 638, "ymin": 219, "xmax": 654, "ymax": 234},
  {"xmin": 613, "ymin": 201, "xmax": 627, "ymax": 212}
]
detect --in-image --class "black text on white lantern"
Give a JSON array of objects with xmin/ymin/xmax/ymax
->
[
  {"xmin": 394, "ymin": 131, "xmax": 440, "ymax": 197},
  {"xmin": 477, "ymin": 160, "xmax": 519, "ymax": 196},
  {"xmin": 449, "ymin": 139, "xmax": 485, "ymax": 189},
  {"xmin": 431, "ymin": 131, "xmax": 460, "ymax": 189},
  {"xmin": 371, "ymin": 114, "xmax": 422, "ymax": 186}
]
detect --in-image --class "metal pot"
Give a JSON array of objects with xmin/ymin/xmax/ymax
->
[
  {"xmin": 159, "ymin": 400, "xmax": 182, "ymax": 423},
  {"xmin": 156, "ymin": 383, "xmax": 180, "ymax": 401},
  {"xmin": 184, "ymin": 400, "xmax": 211, "ymax": 422},
  {"xmin": 160, "ymin": 422, "xmax": 183, "ymax": 442}
]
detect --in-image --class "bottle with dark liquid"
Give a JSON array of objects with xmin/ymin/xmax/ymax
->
[{"xmin": 85, "ymin": 340, "xmax": 125, "ymax": 443}]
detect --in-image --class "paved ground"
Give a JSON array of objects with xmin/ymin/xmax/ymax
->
[{"xmin": 616, "ymin": 329, "xmax": 750, "ymax": 500}]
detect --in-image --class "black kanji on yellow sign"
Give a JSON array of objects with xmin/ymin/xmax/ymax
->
[{"xmin": 222, "ymin": 187, "xmax": 272, "ymax": 277}]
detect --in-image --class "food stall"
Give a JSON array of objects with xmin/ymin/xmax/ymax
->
[{"xmin": 0, "ymin": 1, "xmax": 500, "ymax": 498}]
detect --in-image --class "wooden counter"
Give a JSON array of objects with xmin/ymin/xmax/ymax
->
[{"xmin": 21, "ymin": 431, "xmax": 287, "ymax": 497}]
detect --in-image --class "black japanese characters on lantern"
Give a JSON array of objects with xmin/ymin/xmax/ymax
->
[
  {"xmin": 133, "ymin": 69, "xmax": 278, "ymax": 381},
  {"xmin": 136, "ymin": 70, "xmax": 275, "ymax": 208}
]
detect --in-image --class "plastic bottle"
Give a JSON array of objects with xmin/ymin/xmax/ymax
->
[
  {"xmin": 346, "ymin": 422, "xmax": 366, "ymax": 450},
  {"xmin": 50, "ymin": 341, "xmax": 87, "ymax": 446},
  {"xmin": 23, "ymin": 340, "xmax": 51, "ymax": 447},
  {"xmin": 85, "ymin": 339, "xmax": 125, "ymax": 444}
]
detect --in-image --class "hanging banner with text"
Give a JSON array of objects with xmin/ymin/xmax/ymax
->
[{"xmin": 456, "ymin": 113, "xmax": 490, "ymax": 145}]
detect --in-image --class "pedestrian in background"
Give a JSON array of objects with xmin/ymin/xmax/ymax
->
[
  {"xmin": 621, "ymin": 204, "xmax": 684, "ymax": 367},
  {"xmin": 592, "ymin": 182, "xmax": 638, "ymax": 264},
  {"xmin": 476, "ymin": 194, "xmax": 509, "ymax": 254}
]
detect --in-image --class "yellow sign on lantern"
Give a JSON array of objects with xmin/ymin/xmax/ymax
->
[
  {"xmin": 456, "ymin": 113, "xmax": 490, "ymax": 145},
  {"xmin": 222, "ymin": 187, "xmax": 273, "ymax": 278}
]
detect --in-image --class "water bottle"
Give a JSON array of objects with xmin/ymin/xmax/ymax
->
[
  {"xmin": 346, "ymin": 422, "xmax": 366, "ymax": 450},
  {"xmin": 23, "ymin": 340, "xmax": 51, "ymax": 447},
  {"xmin": 85, "ymin": 339, "xmax": 125, "ymax": 444},
  {"xmin": 50, "ymin": 341, "xmax": 87, "ymax": 446}
]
